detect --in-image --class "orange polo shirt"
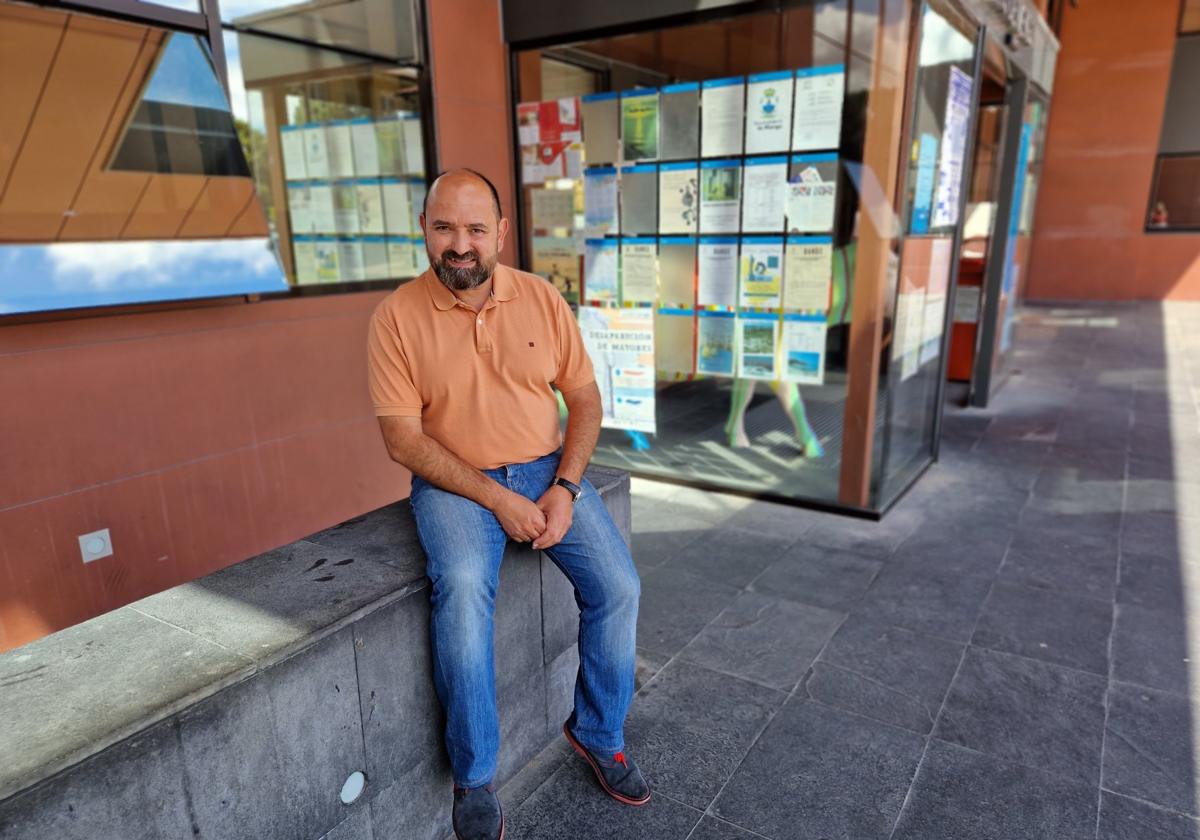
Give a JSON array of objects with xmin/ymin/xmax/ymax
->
[{"xmin": 366, "ymin": 264, "xmax": 595, "ymax": 470}]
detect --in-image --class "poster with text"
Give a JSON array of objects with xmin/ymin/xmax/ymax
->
[
  {"xmin": 578, "ymin": 306, "xmax": 656, "ymax": 433},
  {"xmin": 700, "ymin": 159, "xmax": 742, "ymax": 233},
  {"xmin": 782, "ymin": 313, "xmax": 826, "ymax": 384},
  {"xmin": 783, "ymin": 236, "xmax": 833, "ymax": 312},
  {"xmin": 786, "ymin": 154, "xmax": 838, "ymax": 233},
  {"xmin": 911, "ymin": 132, "xmax": 939, "ymax": 234},
  {"xmin": 356, "ymin": 180, "xmax": 385, "ymax": 235},
  {"xmin": 697, "ymin": 310, "xmax": 736, "ymax": 376},
  {"xmin": 584, "ymin": 167, "xmax": 619, "ymax": 235},
  {"xmin": 281, "ymin": 125, "xmax": 307, "ymax": 180},
  {"xmin": 745, "ymin": 71, "xmax": 795, "ymax": 155},
  {"xmin": 303, "ymin": 125, "xmax": 330, "ymax": 180},
  {"xmin": 531, "ymin": 187, "xmax": 575, "ymax": 231},
  {"xmin": 658, "ymin": 237, "xmax": 697, "ymax": 306},
  {"xmin": 619, "ymin": 237, "xmax": 658, "ymax": 304},
  {"xmin": 739, "ymin": 237, "xmax": 784, "ymax": 310},
  {"xmin": 701, "ymin": 77, "xmax": 745, "ymax": 158},
  {"xmin": 350, "ymin": 118, "xmax": 380, "ymax": 177},
  {"xmin": 737, "ymin": 314, "xmax": 779, "ymax": 380},
  {"xmin": 697, "ymin": 236, "xmax": 739, "ymax": 308},
  {"xmin": 584, "ymin": 238, "xmax": 619, "ymax": 303},
  {"xmin": 932, "ymin": 66, "xmax": 974, "ymax": 228},
  {"xmin": 380, "ymin": 178, "xmax": 411, "ymax": 235},
  {"xmin": 326, "ymin": 121, "xmax": 355, "ymax": 178},
  {"xmin": 532, "ymin": 235, "xmax": 581, "ymax": 304},
  {"xmin": 741, "ymin": 156, "xmax": 788, "ymax": 232},
  {"xmin": 619, "ymin": 165, "xmax": 659, "ymax": 235},
  {"xmin": 581, "ymin": 93, "xmax": 619, "ymax": 165},
  {"xmin": 621, "ymin": 91, "xmax": 659, "ymax": 161},
  {"xmin": 792, "ymin": 65, "xmax": 845, "ymax": 151},
  {"xmin": 660, "ymin": 82, "xmax": 700, "ymax": 160},
  {"xmin": 659, "ymin": 162, "xmax": 698, "ymax": 234},
  {"xmin": 655, "ymin": 308, "xmax": 695, "ymax": 379}
]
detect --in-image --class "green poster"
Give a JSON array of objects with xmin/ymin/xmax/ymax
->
[{"xmin": 621, "ymin": 93, "xmax": 659, "ymax": 161}]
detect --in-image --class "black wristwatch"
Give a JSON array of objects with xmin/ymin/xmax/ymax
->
[{"xmin": 551, "ymin": 476, "xmax": 582, "ymax": 503}]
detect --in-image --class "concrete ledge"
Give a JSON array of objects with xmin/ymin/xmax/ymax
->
[{"xmin": 0, "ymin": 466, "xmax": 629, "ymax": 840}]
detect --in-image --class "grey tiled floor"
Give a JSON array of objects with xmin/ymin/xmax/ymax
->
[{"xmin": 501, "ymin": 303, "xmax": 1200, "ymax": 840}]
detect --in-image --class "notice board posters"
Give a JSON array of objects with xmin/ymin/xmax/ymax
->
[{"xmin": 579, "ymin": 306, "xmax": 656, "ymax": 433}]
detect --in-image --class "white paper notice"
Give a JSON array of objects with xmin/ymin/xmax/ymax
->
[
  {"xmin": 697, "ymin": 237, "xmax": 739, "ymax": 309},
  {"xmin": 281, "ymin": 127, "xmax": 307, "ymax": 180},
  {"xmin": 380, "ymin": 179, "xmax": 412, "ymax": 236},
  {"xmin": 293, "ymin": 237, "xmax": 317, "ymax": 284},
  {"xmin": 700, "ymin": 160, "xmax": 741, "ymax": 234},
  {"xmin": 309, "ymin": 182, "xmax": 336, "ymax": 233},
  {"xmin": 400, "ymin": 116, "xmax": 424, "ymax": 175},
  {"xmin": 783, "ymin": 236, "xmax": 833, "ymax": 312},
  {"xmin": 737, "ymin": 315, "xmax": 779, "ymax": 380},
  {"xmin": 620, "ymin": 238, "xmax": 658, "ymax": 304},
  {"xmin": 659, "ymin": 163, "xmax": 698, "ymax": 234},
  {"xmin": 933, "ymin": 66, "xmax": 974, "ymax": 228},
  {"xmin": 584, "ymin": 168, "xmax": 619, "ymax": 236},
  {"xmin": 741, "ymin": 157, "xmax": 787, "ymax": 233},
  {"xmin": 303, "ymin": 125, "xmax": 329, "ymax": 179},
  {"xmin": 701, "ymin": 77, "xmax": 745, "ymax": 158},
  {"xmin": 786, "ymin": 156, "xmax": 838, "ymax": 233},
  {"xmin": 356, "ymin": 180, "xmax": 386, "ymax": 235},
  {"xmin": 531, "ymin": 188, "xmax": 575, "ymax": 231},
  {"xmin": 578, "ymin": 306, "xmax": 656, "ymax": 433},
  {"xmin": 585, "ymin": 239, "xmax": 619, "ymax": 302},
  {"xmin": 287, "ymin": 185, "xmax": 312, "ymax": 234},
  {"xmin": 782, "ymin": 314, "xmax": 827, "ymax": 384},
  {"xmin": 745, "ymin": 71, "xmax": 794, "ymax": 155},
  {"xmin": 350, "ymin": 119, "xmax": 381, "ymax": 177},
  {"xmin": 739, "ymin": 237, "xmax": 784, "ymax": 310},
  {"xmin": 326, "ymin": 121, "xmax": 355, "ymax": 178},
  {"xmin": 953, "ymin": 285, "xmax": 981, "ymax": 323},
  {"xmin": 792, "ymin": 65, "xmax": 845, "ymax": 152}
]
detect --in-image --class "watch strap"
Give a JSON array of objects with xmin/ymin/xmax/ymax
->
[{"xmin": 552, "ymin": 476, "xmax": 582, "ymax": 502}]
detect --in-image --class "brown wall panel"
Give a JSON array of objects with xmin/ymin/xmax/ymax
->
[
  {"xmin": 176, "ymin": 178, "xmax": 258, "ymax": 238},
  {"xmin": 1028, "ymin": 0, "xmax": 1200, "ymax": 300},
  {"xmin": 0, "ymin": 4, "xmax": 66, "ymax": 197},
  {"xmin": 0, "ymin": 15, "xmax": 146, "ymax": 241},
  {"xmin": 121, "ymin": 174, "xmax": 207, "ymax": 238}
]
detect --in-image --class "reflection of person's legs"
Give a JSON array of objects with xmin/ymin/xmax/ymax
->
[
  {"xmin": 725, "ymin": 378, "xmax": 756, "ymax": 447},
  {"xmin": 770, "ymin": 381, "xmax": 825, "ymax": 458},
  {"xmin": 410, "ymin": 475, "xmax": 509, "ymax": 788},
  {"xmin": 509, "ymin": 457, "xmax": 640, "ymax": 754}
]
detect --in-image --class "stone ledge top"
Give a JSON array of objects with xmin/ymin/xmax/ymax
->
[{"xmin": 0, "ymin": 465, "xmax": 629, "ymax": 803}]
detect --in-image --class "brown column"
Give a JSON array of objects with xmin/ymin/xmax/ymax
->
[{"xmin": 837, "ymin": 0, "xmax": 916, "ymax": 508}]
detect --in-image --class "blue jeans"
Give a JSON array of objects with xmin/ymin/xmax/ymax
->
[{"xmin": 409, "ymin": 451, "xmax": 640, "ymax": 788}]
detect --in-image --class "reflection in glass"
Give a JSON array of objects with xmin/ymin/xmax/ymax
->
[
  {"xmin": 110, "ymin": 34, "xmax": 250, "ymax": 177},
  {"xmin": 222, "ymin": 29, "xmax": 430, "ymax": 286},
  {"xmin": 220, "ymin": 0, "xmax": 418, "ymax": 62},
  {"xmin": 1149, "ymin": 155, "xmax": 1200, "ymax": 230},
  {"xmin": 0, "ymin": 4, "xmax": 287, "ymax": 316}
]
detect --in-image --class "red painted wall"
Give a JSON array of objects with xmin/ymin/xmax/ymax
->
[
  {"xmin": 1027, "ymin": 0, "xmax": 1200, "ymax": 300},
  {"xmin": 0, "ymin": 0, "xmax": 516, "ymax": 652}
]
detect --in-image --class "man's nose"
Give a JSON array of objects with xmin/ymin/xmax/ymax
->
[{"xmin": 449, "ymin": 230, "xmax": 472, "ymax": 255}]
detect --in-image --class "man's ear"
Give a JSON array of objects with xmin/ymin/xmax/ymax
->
[{"xmin": 496, "ymin": 216, "xmax": 510, "ymax": 254}]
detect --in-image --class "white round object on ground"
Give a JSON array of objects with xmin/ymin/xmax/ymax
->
[{"xmin": 340, "ymin": 771, "xmax": 366, "ymax": 804}]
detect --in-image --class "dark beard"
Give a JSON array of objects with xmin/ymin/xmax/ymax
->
[{"xmin": 432, "ymin": 249, "xmax": 494, "ymax": 290}]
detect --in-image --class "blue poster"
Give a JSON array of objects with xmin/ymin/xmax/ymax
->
[{"xmin": 911, "ymin": 132, "xmax": 939, "ymax": 234}]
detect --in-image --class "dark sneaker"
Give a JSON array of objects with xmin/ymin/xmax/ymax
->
[
  {"xmin": 562, "ymin": 721, "xmax": 651, "ymax": 806},
  {"xmin": 452, "ymin": 783, "xmax": 504, "ymax": 840}
]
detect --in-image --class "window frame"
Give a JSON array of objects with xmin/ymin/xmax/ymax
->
[{"xmin": 1145, "ymin": 28, "xmax": 1200, "ymax": 233}]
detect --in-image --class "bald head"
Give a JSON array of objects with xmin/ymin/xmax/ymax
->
[{"xmin": 423, "ymin": 168, "xmax": 502, "ymax": 221}]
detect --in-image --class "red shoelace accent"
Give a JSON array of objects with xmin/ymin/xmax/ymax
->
[{"xmin": 613, "ymin": 751, "xmax": 628, "ymax": 767}]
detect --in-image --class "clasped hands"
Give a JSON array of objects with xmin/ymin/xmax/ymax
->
[{"xmin": 492, "ymin": 484, "xmax": 575, "ymax": 550}]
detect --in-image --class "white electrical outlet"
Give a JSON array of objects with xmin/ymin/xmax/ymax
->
[{"xmin": 78, "ymin": 528, "xmax": 113, "ymax": 564}]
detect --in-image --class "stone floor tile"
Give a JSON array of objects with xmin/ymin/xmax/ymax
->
[
  {"xmin": 934, "ymin": 647, "xmax": 1107, "ymax": 785},
  {"xmin": 622, "ymin": 660, "xmax": 785, "ymax": 810},
  {"xmin": 890, "ymin": 740, "xmax": 1097, "ymax": 840},
  {"xmin": 1117, "ymin": 550, "xmax": 1194, "ymax": 613},
  {"xmin": 658, "ymin": 527, "xmax": 796, "ymax": 589},
  {"xmin": 1111, "ymin": 603, "xmax": 1191, "ymax": 695},
  {"xmin": 711, "ymin": 698, "xmax": 924, "ymax": 840},
  {"xmin": 503, "ymin": 759, "xmax": 703, "ymax": 840},
  {"xmin": 856, "ymin": 559, "xmax": 993, "ymax": 642},
  {"xmin": 636, "ymin": 568, "xmax": 740, "ymax": 658},
  {"xmin": 998, "ymin": 526, "xmax": 1119, "ymax": 600},
  {"xmin": 749, "ymin": 545, "xmax": 883, "ymax": 612},
  {"xmin": 807, "ymin": 615, "xmax": 964, "ymax": 734},
  {"xmin": 678, "ymin": 591, "xmax": 843, "ymax": 690},
  {"xmin": 632, "ymin": 525, "xmax": 712, "ymax": 573},
  {"xmin": 1098, "ymin": 791, "xmax": 1200, "ymax": 840},
  {"xmin": 890, "ymin": 522, "xmax": 1013, "ymax": 578},
  {"xmin": 721, "ymin": 499, "xmax": 825, "ymax": 541},
  {"xmin": 635, "ymin": 647, "xmax": 671, "ymax": 694},
  {"xmin": 1103, "ymin": 682, "xmax": 1198, "ymax": 815},
  {"xmin": 1017, "ymin": 507, "xmax": 1124, "ymax": 539},
  {"xmin": 685, "ymin": 815, "xmax": 763, "ymax": 840},
  {"xmin": 972, "ymin": 582, "xmax": 1113, "ymax": 675},
  {"xmin": 800, "ymin": 508, "xmax": 925, "ymax": 559}
]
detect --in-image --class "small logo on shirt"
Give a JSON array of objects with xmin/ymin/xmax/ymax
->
[{"xmin": 528, "ymin": 341, "xmax": 535, "ymax": 347}]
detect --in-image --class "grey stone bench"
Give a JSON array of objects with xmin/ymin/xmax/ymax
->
[{"xmin": 0, "ymin": 466, "xmax": 630, "ymax": 840}]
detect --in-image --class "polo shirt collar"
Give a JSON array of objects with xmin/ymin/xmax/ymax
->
[{"xmin": 424, "ymin": 264, "xmax": 519, "ymax": 311}]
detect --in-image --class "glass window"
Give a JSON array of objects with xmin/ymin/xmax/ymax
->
[
  {"xmin": 223, "ymin": 29, "xmax": 430, "ymax": 285},
  {"xmin": 512, "ymin": 2, "xmax": 908, "ymax": 509},
  {"xmin": 1149, "ymin": 155, "xmax": 1200, "ymax": 230},
  {"xmin": 219, "ymin": 0, "xmax": 418, "ymax": 62},
  {"xmin": 0, "ymin": 3, "xmax": 287, "ymax": 317},
  {"xmin": 1183, "ymin": 0, "xmax": 1200, "ymax": 34},
  {"xmin": 1149, "ymin": 34, "xmax": 1200, "ymax": 230}
]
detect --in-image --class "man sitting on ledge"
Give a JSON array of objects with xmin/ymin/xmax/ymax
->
[{"xmin": 366, "ymin": 168, "xmax": 648, "ymax": 840}]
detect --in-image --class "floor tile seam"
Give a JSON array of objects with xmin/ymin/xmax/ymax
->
[
  {"xmin": 986, "ymin": 575, "xmax": 1119, "ymax": 609},
  {"xmin": 667, "ymin": 652, "xmax": 794, "ymax": 697},
  {"xmin": 1098, "ymin": 786, "xmax": 1200, "ymax": 822},
  {"xmin": 687, "ymin": 811, "xmax": 776, "ymax": 840},
  {"xmin": 500, "ymin": 749, "xmax": 571, "ymax": 812},
  {"xmin": 1106, "ymin": 675, "xmax": 1197, "ymax": 703},
  {"xmin": 963, "ymin": 639, "xmax": 1112, "ymax": 682},
  {"xmin": 1094, "ymin": 473, "xmax": 1123, "ymax": 840},
  {"xmin": 889, "ymin": 572, "xmax": 999, "ymax": 840},
  {"xmin": 125, "ymin": 604, "xmax": 255, "ymax": 663},
  {"xmin": 806, "ymin": 659, "xmax": 945, "ymax": 730}
]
